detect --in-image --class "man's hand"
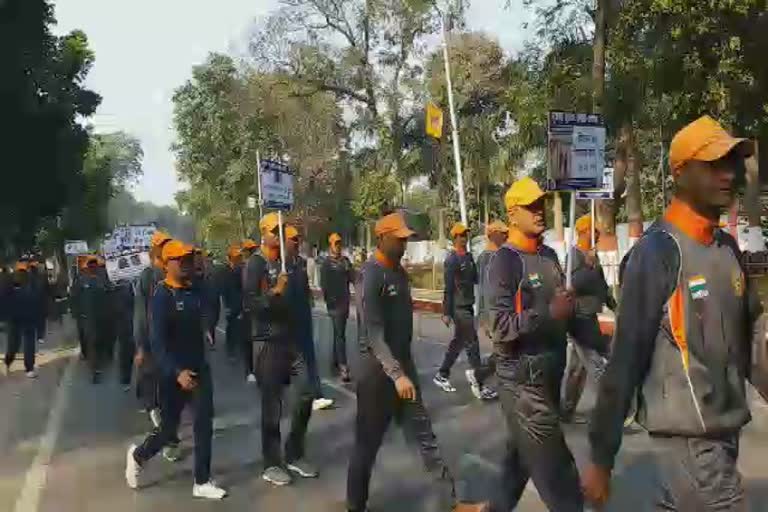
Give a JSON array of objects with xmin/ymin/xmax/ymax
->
[
  {"xmin": 549, "ymin": 289, "xmax": 575, "ymax": 321},
  {"xmin": 581, "ymin": 463, "xmax": 612, "ymax": 508},
  {"xmin": 206, "ymin": 331, "xmax": 215, "ymax": 347},
  {"xmin": 134, "ymin": 348, "xmax": 145, "ymax": 367},
  {"xmin": 441, "ymin": 315, "xmax": 452, "ymax": 328},
  {"xmin": 272, "ymin": 272, "xmax": 289, "ymax": 295},
  {"xmin": 177, "ymin": 370, "xmax": 198, "ymax": 391},
  {"xmin": 395, "ymin": 375, "xmax": 416, "ymax": 401}
]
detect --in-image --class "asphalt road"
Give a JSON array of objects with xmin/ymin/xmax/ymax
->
[{"xmin": 2, "ymin": 309, "xmax": 768, "ymax": 512}]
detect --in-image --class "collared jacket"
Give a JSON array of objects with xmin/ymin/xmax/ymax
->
[
  {"xmin": 443, "ymin": 250, "xmax": 477, "ymax": 316},
  {"xmin": 320, "ymin": 255, "xmax": 353, "ymax": 313},
  {"xmin": 589, "ymin": 221, "xmax": 763, "ymax": 470}
]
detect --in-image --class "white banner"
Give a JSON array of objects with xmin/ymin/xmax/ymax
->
[
  {"xmin": 64, "ymin": 240, "xmax": 88, "ymax": 255},
  {"xmin": 260, "ymin": 159, "xmax": 294, "ymax": 210}
]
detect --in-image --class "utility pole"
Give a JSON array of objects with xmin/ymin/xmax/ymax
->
[{"xmin": 441, "ymin": 14, "xmax": 468, "ymax": 227}]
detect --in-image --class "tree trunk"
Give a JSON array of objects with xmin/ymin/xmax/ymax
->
[
  {"xmin": 625, "ymin": 122, "xmax": 644, "ymax": 246},
  {"xmin": 483, "ymin": 186, "xmax": 489, "ymax": 227},
  {"xmin": 592, "ymin": 0, "xmax": 607, "ymax": 113}
]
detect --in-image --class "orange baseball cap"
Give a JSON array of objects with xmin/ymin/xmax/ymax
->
[
  {"xmin": 486, "ymin": 220, "xmax": 509, "ymax": 235},
  {"xmin": 504, "ymin": 177, "xmax": 546, "ymax": 209},
  {"xmin": 259, "ymin": 213, "xmax": 280, "ymax": 235},
  {"xmin": 449, "ymin": 222, "xmax": 469, "ymax": 238},
  {"xmin": 285, "ymin": 225, "xmax": 299, "ymax": 239},
  {"xmin": 669, "ymin": 116, "xmax": 753, "ymax": 173},
  {"xmin": 15, "ymin": 261, "xmax": 29, "ymax": 272},
  {"xmin": 575, "ymin": 214, "xmax": 592, "ymax": 234},
  {"xmin": 242, "ymin": 239, "xmax": 259, "ymax": 250},
  {"xmin": 374, "ymin": 212, "xmax": 415, "ymax": 239},
  {"xmin": 162, "ymin": 240, "xmax": 194, "ymax": 262},
  {"xmin": 151, "ymin": 231, "xmax": 172, "ymax": 247},
  {"xmin": 329, "ymin": 232, "xmax": 342, "ymax": 244},
  {"xmin": 227, "ymin": 244, "xmax": 242, "ymax": 260},
  {"xmin": 85, "ymin": 255, "xmax": 99, "ymax": 266}
]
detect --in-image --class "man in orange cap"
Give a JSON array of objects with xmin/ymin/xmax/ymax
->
[
  {"xmin": 223, "ymin": 244, "xmax": 251, "ymax": 378},
  {"xmin": 434, "ymin": 222, "xmax": 496, "ymax": 401},
  {"xmin": 486, "ymin": 177, "xmax": 582, "ymax": 511},
  {"xmin": 348, "ymin": 211, "xmax": 489, "ymax": 512},
  {"xmin": 3, "ymin": 260, "xmax": 38, "ymax": 378},
  {"xmin": 79, "ymin": 255, "xmax": 113, "ymax": 384},
  {"xmin": 320, "ymin": 232, "xmax": 354, "ymax": 382},
  {"xmin": 560, "ymin": 214, "xmax": 615, "ymax": 423},
  {"xmin": 583, "ymin": 116, "xmax": 762, "ymax": 509},
  {"xmin": 126, "ymin": 240, "xmax": 227, "ymax": 500},
  {"xmin": 477, "ymin": 221, "xmax": 509, "ymax": 336},
  {"xmin": 284, "ymin": 224, "xmax": 334, "ymax": 411},
  {"xmin": 243, "ymin": 214, "xmax": 319, "ymax": 487}
]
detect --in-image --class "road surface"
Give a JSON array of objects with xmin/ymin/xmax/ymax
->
[{"xmin": 2, "ymin": 308, "xmax": 768, "ymax": 512}]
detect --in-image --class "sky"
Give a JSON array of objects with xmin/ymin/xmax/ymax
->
[{"xmin": 54, "ymin": 0, "xmax": 532, "ymax": 207}]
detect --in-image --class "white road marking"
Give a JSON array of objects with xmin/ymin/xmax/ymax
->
[{"xmin": 13, "ymin": 355, "xmax": 77, "ymax": 512}]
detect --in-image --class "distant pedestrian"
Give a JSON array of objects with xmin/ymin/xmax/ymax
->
[
  {"xmin": 80, "ymin": 256, "xmax": 113, "ymax": 384},
  {"xmin": 476, "ymin": 221, "xmax": 508, "ymax": 338},
  {"xmin": 560, "ymin": 214, "xmax": 615, "ymax": 423},
  {"xmin": 125, "ymin": 240, "xmax": 227, "ymax": 500},
  {"xmin": 434, "ymin": 222, "xmax": 496, "ymax": 400},
  {"xmin": 285, "ymin": 225, "xmax": 333, "ymax": 411},
  {"xmin": 3, "ymin": 261, "xmax": 38, "ymax": 378},
  {"xmin": 239, "ymin": 240, "xmax": 258, "ymax": 381},
  {"xmin": 320, "ymin": 232, "xmax": 354, "ymax": 382},
  {"xmin": 113, "ymin": 279, "xmax": 135, "ymax": 391},
  {"xmin": 347, "ymin": 212, "xmax": 489, "ymax": 512},
  {"xmin": 29, "ymin": 259, "xmax": 48, "ymax": 344},
  {"xmin": 222, "ymin": 244, "xmax": 244, "ymax": 367}
]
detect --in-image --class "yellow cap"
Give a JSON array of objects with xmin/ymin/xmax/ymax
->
[
  {"xmin": 575, "ymin": 214, "xmax": 592, "ymax": 234},
  {"xmin": 329, "ymin": 232, "xmax": 342, "ymax": 245},
  {"xmin": 15, "ymin": 261, "xmax": 29, "ymax": 272},
  {"xmin": 162, "ymin": 240, "xmax": 194, "ymax": 262},
  {"xmin": 504, "ymin": 177, "xmax": 546, "ymax": 209},
  {"xmin": 242, "ymin": 239, "xmax": 259, "ymax": 250},
  {"xmin": 259, "ymin": 213, "xmax": 280, "ymax": 235},
  {"xmin": 486, "ymin": 220, "xmax": 509, "ymax": 235},
  {"xmin": 449, "ymin": 222, "xmax": 469, "ymax": 238},
  {"xmin": 669, "ymin": 115, "xmax": 753, "ymax": 173},
  {"xmin": 151, "ymin": 231, "xmax": 172, "ymax": 247},
  {"xmin": 374, "ymin": 212, "xmax": 415, "ymax": 239},
  {"xmin": 285, "ymin": 225, "xmax": 299, "ymax": 239}
]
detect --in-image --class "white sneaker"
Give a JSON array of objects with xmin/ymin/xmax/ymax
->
[
  {"xmin": 312, "ymin": 397, "xmax": 334, "ymax": 411},
  {"xmin": 26, "ymin": 371, "xmax": 37, "ymax": 379},
  {"xmin": 246, "ymin": 373, "xmax": 257, "ymax": 383},
  {"xmin": 193, "ymin": 480, "xmax": 227, "ymax": 500},
  {"xmin": 38, "ymin": 338, "xmax": 45, "ymax": 345},
  {"xmin": 433, "ymin": 373, "xmax": 456, "ymax": 393},
  {"xmin": 149, "ymin": 409, "xmax": 162, "ymax": 429},
  {"xmin": 125, "ymin": 444, "xmax": 143, "ymax": 489}
]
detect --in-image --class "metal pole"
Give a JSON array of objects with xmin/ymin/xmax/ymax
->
[
  {"xmin": 256, "ymin": 150, "xmax": 264, "ymax": 220},
  {"xmin": 441, "ymin": 15, "xmax": 468, "ymax": 227},
  {"xmin": 278, "ymin": 210, "xmax": 287, "ymax": 273},
  {"xmin": 590, "ymin": 198, "xmax": 596, "ymax": 248},
  {"xmin": 566, "ymin": 192, "xmax": 577, "ymax": 289}
]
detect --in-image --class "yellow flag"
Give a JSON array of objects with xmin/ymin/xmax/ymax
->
[{"xmin": 426, "ymin": 102, "xmax": 443, "ymax": 139}]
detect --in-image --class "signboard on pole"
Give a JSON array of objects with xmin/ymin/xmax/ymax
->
[
  {"xmin": 576, "ymin": 167, "xmax": 614, "ymax": 200},
  {"xmin": 64, "ymin": 240, "xmax": 89, "ymax": 255},
  {"xmin": 259, "ymin": 159, "xmax": 294, "ymax": 211},
  {"xmin": 547, "ymin": 111, "xmax": 606, "ymax": 190}
]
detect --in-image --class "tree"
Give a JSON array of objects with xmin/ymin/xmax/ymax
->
[{"xmin": 0, "ymin": 0, "xmax": 101, "ymax": 254}]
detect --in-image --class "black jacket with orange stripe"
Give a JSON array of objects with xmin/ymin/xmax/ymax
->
[{"xmin": 589, "ymin": 220, "xmax": 763, "ymax": 470}]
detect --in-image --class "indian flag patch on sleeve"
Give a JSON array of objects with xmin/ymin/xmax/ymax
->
[
  {"xmin": 688, "ymin": 275, "xmax": 709, "ymax": 300},
  {"xmin": 528, "ymin": 273, "xmax": 542, "ymax": 288}
]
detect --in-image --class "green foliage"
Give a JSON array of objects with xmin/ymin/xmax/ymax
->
[
  {"xmin": 0, "ymin": 0, "xmax": 101, "ymax": 254},
  {"xmin": 350, "ymin": 169, "xmax": 398, "ymax": 221}
]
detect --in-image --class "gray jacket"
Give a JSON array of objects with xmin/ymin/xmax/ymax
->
[{"xmin": 590, "ymin": 220, "xmax": 763, "ymax": 470}]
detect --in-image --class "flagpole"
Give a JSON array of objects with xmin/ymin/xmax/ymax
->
[
  {"xmin": 441, "ymin": 14, "xmax": 467, "ymax": 228},
  {"xmin": 256, "ymin": 150, "xmax": 264, "ymax": 220}
]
